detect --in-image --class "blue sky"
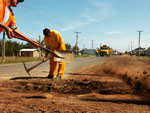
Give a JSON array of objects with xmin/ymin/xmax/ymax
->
[{"xmin": 2, "ymin": 0, "xmax": 150, "ymax": 52}]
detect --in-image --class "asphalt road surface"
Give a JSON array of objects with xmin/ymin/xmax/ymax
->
[{"xmin": 0, "ymin": 56, "xmax": 107, "ymax": 79}]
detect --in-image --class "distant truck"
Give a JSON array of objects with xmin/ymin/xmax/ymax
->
[{"xmin": 99, "ymin": 45, "xmax": 112, "ymax": 56}]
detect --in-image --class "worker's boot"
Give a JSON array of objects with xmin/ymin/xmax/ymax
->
[
  {"xmin": 46, "ymin": 75, "xmax": 54, "ymax": 79},
  {"xmin": 55, "ymin": 76, "xmax": 62, "ymax": 80}
]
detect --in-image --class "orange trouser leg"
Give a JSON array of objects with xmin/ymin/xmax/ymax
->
[
  {"xmin": 58, "ymin": 62, "xmax": 66, "ymax": 77},
  {"xmin": 49, "ymin": 57, "xmax": 57, "ymax": 76}
]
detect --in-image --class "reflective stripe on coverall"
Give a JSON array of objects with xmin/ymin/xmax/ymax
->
[
  {"xmin": 44, "ymin": 30, "xmax": 66, "ymax": 77},
  {"xmin": 0, "ymin": 0, "xmax": 17, "ymax": 33}
]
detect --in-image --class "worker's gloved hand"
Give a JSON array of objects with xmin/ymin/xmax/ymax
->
[
  {"xmin": 31, "ymin": 40, "xmax": 39, "ymax": 47},
  {"xmin": 5, "ymin": 26, "xmax": 15, "ymax": 39},
  {"xmin": 43, "ymin": 57, "xmax": 47, "ymax": 62}
]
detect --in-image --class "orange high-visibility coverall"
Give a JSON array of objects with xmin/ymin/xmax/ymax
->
[
  {"xmin": 44, "ymin": 30, "xmax": 66, "ymax": 77},
  {"xmin": 0, "ymin": 0, "xmax": 16, "ymax": 33}
]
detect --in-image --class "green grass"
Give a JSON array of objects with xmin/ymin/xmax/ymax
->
[
  {"xmin": 0, "ymin": 57, "xmax": 43, "ymax": 64},
  {"xmin": 135, "ymin": 56, "xmax": 150, "ymax": 59},
  {"xmin": 0, "ymin": 55, "xmax": 91, "ymax": 64},
  {"xmin": 74, "ymin": 55, "xmax": 90, "ymax": 58},
  {"xmin": 128, "ymin": 55, "xmax": 150, "ymax": 59}
]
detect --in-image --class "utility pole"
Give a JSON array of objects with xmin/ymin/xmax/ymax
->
[
  {"xmin": 100, "ymin": 43, "xmax": 102, "ymax": 47},
  {"xmin": 130, "ymin": 41, "xmax": 133, "ymax": 54},
  {"xmin": 91, "ymin": 40, "xmax": 94, "ymax": 49},
  {"xmin": 136, "ymin": 30, "xmax": 143, "ymax": 56},
  {"xmin": 99, "ymin": 43, "xmax": 102, "ymax": 49},
  {"xmin": 2, "ymin": 31, "xmax": 6, "ymax": 63},
  {"xmin": 83, "ymin": 44, "xmax": 85, "ymax": 50},
  {"xmin": 38, "ymin": 35, "xmax": 41, "ymax": 58},
  {"xmin": 74, "ymin": 31, "xmax": 81, "ymax": 51},
  {"xmin": 128, "ymin": 44, "xmax": 130, "ymax": 52}
]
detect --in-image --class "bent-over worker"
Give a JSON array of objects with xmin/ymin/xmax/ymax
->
[{"xmin": 43, "ymin": 28, "xmax": 66, "ymax": 79}]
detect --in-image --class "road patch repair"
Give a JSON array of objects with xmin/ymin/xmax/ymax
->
[{"xmin": 0, "ymin": 56, "xmax": 150, "ymax": 112}]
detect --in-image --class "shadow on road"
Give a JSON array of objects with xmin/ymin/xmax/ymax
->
[
  {"xmin": 23, "ymin": 96, "xmax": 47, "ymax": 99},
  {"xmin": 10, "ymin": 77, "xmax": 48, "ymax": 80},
  {"xmin": 66, "ymin": 73, "xmax": 105, "ymax": 76},
  {"xmin": 80, "ymin": 98, "xmax": 150, "ymax": 105}
]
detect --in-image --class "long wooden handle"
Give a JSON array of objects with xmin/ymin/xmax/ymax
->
[
  {"xmin": 13, "ymin": 29, "xmax": 63, "ymax": 58},
  {"xmin": 27, "ymin": 60, "xmax": 44, "ymax": 72},
  {"xmin": 27, "ymin": 57, "xmax": 50, "ymax": 72}
]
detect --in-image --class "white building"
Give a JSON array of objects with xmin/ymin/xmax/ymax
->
[
  {"xmin": 19, "ymin": 49, "xmax": 40, "ymax": 57},
  {"xmin": 84, "ymin": 49, "xmax": 96, "ymax": 55}
]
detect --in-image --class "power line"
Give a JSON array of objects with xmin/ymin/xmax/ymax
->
[
  {"xmin": 91, "ymin": 40, "xmax": 94, "ymax": 49},
  {"xmin": 17, "ymin": 3, "xmax": 63, "ymax": 27},
  {"xmin": 136, "ymin": 30, "xmax": 143, "ymax": 55},
  {"xmin": 137, "ymin": 7, "xmax": 150, "ymax": 30},
  {"xmin": 128, "ymin": 44, "xmax": 130, "ymax": 52},
  {"xmin": 74, "ymin": 31, "xmax": 81, "ymax": 50},
  {"xmin": 136, "ymin": 30, "xmax": 143, "ymax": 48},
  {"xmin": 130, "ymin": 41, "xmax": 133, "ymax": 54},
  {"xmin": 2, "ymin": 31, "xmax": 6, "ymax": 63}
]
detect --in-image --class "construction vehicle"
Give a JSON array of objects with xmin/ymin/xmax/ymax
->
[{"xmin": 99, "ymin": 45, "xmax": 112, "ymax": 56}]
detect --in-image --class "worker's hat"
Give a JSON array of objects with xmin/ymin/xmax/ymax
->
[{"xmin": 18, "ymin": 0, "xmax": 24, "ymax": 2}]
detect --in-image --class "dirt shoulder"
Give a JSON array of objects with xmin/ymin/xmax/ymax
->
[{"xmin": 0, "ymin": 56, "xmax": 150, "ymax": 113}]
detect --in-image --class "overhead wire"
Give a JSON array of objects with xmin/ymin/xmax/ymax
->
[
  {"xmin": 135, "ymin": 6, "xmax": 150, "ymax": 45},
  {"xmin": 137, "ymin": 7, "xmax": 150, "ymax": 30},
  {"xmin": 17, "ymin": 2, "xmax": 64, "ymax": 27}
]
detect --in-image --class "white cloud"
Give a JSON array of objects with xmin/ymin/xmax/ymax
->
[
  {"xmin": 60, "ymin": 0, "xmax": 116, "ymax": 32},
  {"xmin": 61, "ymin": 21, "xmax": 88, "ymax": 32},
  {"xmin": 105, "ymin": 31, "xmax": 122, "ymax": 35}
]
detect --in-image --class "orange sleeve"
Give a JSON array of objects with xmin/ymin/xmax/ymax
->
[
  {"xmin": 0, "ymin": 0, "xmax": 5, "ymax": 33},
  {"xmin": 55, "ymin": 31, "xmax": 63, "ymax": 42},
  {"xmin": 0, "ymin": 0, "xmax": 4, "ymax": 23},
  {"xmin": 9, "ymin": 11, "xmax": 16, "ymax": 26},
  {"xmin": 56, "ymin": 32, "xmax": 66, "ymax": 50},
  {"xmin": 44, "ymin": 37, "xmax": 49, "ymax": 48}
]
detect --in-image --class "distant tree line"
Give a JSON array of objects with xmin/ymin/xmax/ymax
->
[
  {"xmin": 65, "ymin": 43, "xmax": 80, "ymax": 51},
  {"xmin": 0, "ymin": 40, "xmax": 80, "ymax": 56},
  {"xmin": 0, "ymin": 40, "xmax": 34, "ymax": 56}
]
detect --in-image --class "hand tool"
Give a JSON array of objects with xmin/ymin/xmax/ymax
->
[
  {"xmin": 23, "ymin": 58, "xmax": 49, "ymax": 78},
  {"xmin": 13, "ymin": 29, "xmax": 64, "ymax": 58},
  {"xmin": 54, "ymin": 50, "xmax": 74, "ymax": 63}
]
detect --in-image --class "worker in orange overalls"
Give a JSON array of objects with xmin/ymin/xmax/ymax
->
[
  {"xmin": 43, "ymin": 28, "xmax": 66, "ymax": 79},
  {"xmin": 0, "ymin": 0, "xmax": 24, "ymax": 38}
]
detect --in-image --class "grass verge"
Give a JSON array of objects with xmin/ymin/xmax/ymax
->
[
  {"xmin": 74, "ymin": 55, "xmax": 91, "ymax": 58},
  {"xmin": 0, "ymin": 57, "xmax": 43, "ymax": 64},
  {"xmin": 0, "ymin": 55, "xmax": 92, "ymax": 64}
]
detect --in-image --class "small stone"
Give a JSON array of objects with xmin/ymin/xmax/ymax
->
[
  {"xmin": 51, "ymin": 101, "xmax": 55, "ymax": 104},
  {"xmin": 135, "ymin": 76, "xmax": 138, "ymax": 80},
  {"xmin": 143, "ymin": 71, "xmax": 147, "ymax": 75}
]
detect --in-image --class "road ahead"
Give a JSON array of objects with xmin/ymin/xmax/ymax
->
[{"xmin": 0, "ymin": 56, "xmax": 107, "ymax": 79}]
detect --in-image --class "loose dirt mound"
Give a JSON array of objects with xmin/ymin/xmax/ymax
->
[
  {"xmin": 98, "ymin": 56, "xmax": 150, "ymax": 100},
  {"xmin": 0, "ymin": 79, "xmax": 131, "ymax": 95},
  {"xmin": 1, "ymin": 56, "xmax": 150, "ymax": 112}
]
